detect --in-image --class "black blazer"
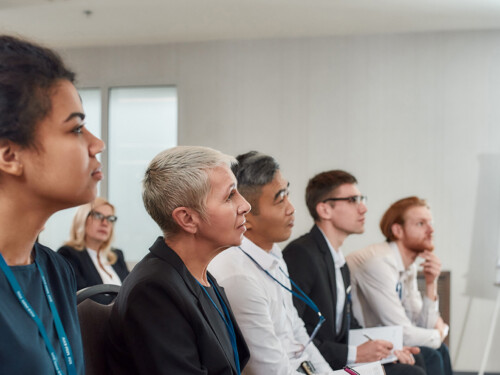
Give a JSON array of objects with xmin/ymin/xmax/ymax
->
[
  {"xmin": 283, "ymin": 225, "xmax": 360, "ymax": 370},
  {"xmin": 57, "ymin": 245, "xmax": 129, "ymax": 290},
  {"xmin": 106, "ymin": 237, "xmax": 250, "ymax": 375}
]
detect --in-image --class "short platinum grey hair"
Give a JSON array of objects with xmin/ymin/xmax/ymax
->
[{"xmin": 143, "ymin": 145, "xmax": 237, "ymax": 238}]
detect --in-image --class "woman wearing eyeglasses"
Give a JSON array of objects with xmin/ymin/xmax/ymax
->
[{"xmin": 58, "ymin": 197, "xmax": 129, "ymax": 291}]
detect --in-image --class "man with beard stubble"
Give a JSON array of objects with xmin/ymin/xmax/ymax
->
[{"xmin": 346, "ymin": 196, "xmax": 452, "ymax": 375}]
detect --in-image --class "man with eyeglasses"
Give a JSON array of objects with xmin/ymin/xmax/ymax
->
[
  {"xmin": 283, "ymin": 171, "xmax": 425, "ymax": 375},
  {"xmin": 209, "ymin": 151, "xmax": 336, "ymax": 374},
  {"xmin": 346, "ymin": 197, "xmax": 452, "ymax": 375}
]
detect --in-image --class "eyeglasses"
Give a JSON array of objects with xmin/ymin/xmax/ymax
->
[
  {"xmin": 322, "ymin": 195, "xmax": 367, "ymax": 205},
  {"xmin": 88, "ymin": 211, "xmax": 118, "ymax": 223}
]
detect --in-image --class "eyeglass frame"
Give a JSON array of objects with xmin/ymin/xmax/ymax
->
[
  {"xmin": 322, "ymin": 195, "xmax": 367, "ymax": 205},
  {"xmin": 88, "ymin": 210, "xmax": 118, "ymax": 223}
]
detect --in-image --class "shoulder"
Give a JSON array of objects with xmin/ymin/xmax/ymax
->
[
  {"xmin": 283, "ymin": 231, "xmax": 321, "ymax": 265},
  {"xmin": 284, "ymin": 231, "xmax": 316, "ymax": 252},
  {"xmin": 118, "ymin": 253, "xmax": 196, "ymax": 311},
  {"xmin": 209, "ymin": 247, "xmax": 264, "ymax": 286},
  {"xmin": 346, "ymin": 242, "xmax": 396, "ymax": 274},
  {"xmin": 36, "ymin": 243, "xmax": 76, "ymax": 287},
  {"xmin": 57, "ymin": 245, "xmax": 85, "ymax": 258},
  {"xmin": 111, "ymin": 248, "xmax": 126, "ymax": 259}
]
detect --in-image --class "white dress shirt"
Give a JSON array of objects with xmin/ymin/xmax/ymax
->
[
  {"xmin": 318, "ymin": 228, "xmax": 357, "ymax": 364},
  {"xmin": 87, "ymin": 248, "xmax": 122, "ymax": 285},
  {"xmin": 346, "ymin": 242, "xmax": 442, "ymax": 348},
  {"xmin": 209, "ymin": 237, "xmax": 334, "ymax": 375}
]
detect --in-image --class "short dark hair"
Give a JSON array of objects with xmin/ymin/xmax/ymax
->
[
  {"xmin": 305, "ymin": 170, "xmax": 357, "ymax": 221},
  {"xmin": 380, "ymin": 196, "xmax": 428, "ymax": 242},
  {"xmin": 0, "ymin": 35, "xmax": 75, "ymax": 148},
  {"xmin": 232, "ymin": 151, "xmax": 280, "ymax": 215}
]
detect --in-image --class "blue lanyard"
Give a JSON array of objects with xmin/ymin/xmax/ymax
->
[
  {"xmin": 0, "ymin": 252, "xmax": 76, "ymax": 375},
  {"xmin": 238, "ymin": 247, "xmax": 325, "ymax": 349},
  {"xmin": 196, "ymin": 275, "xmax": 241, "ymax": 375},
  {"xmin": 396, "ymin": 281, "xmax": 403, "ymax": 300}
]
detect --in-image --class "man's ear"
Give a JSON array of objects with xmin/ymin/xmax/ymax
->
[
  {"xmin": 0, "ymin": 140, "xmax": 23, "ymax": 176},
  {"xmin": 171, "ymin": 207, "xmax": 201, "ymax": 234},
  {"xmin": 391, "ymin": 223, "xmax": 404, "ymax": 240},
  {"xmin": 315, "ymin": 202, "xmax": 332, "ymax": 221}
]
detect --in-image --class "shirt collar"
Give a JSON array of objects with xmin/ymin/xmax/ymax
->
[
  {"xmin": 390, "ymin": 241, "xmax": 406, "ymax": 274},
  {"xmin": 239, "ymin": 236, "xmax": 281, "ymax": 271},
  {"xmin": 317, "ymin": 227, "xmax": 346, "ymax": 268}
]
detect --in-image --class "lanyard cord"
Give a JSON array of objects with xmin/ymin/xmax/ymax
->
[
  {"xmin": 238, "ymin": 247, "xmax": 325, "ymax": 321},
  {"xmin": 0, "ymin": 253, "xmax": 76, "ymax": 375},
  {"xmin": 196, "ymin": 275, "xmax": 241, "ymax": 375}
]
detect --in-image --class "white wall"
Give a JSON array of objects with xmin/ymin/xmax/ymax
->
[{"xmin": 58, "ymin": 31, "xmax": 500, "ymax": 371}]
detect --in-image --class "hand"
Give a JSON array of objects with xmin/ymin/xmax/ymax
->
[
  {"xmin": 420, "ymin": 250, "xmax": 441, "ymax": 299},
  {"xmin": 434, "ymin": 317, "xmax": 449, "ymax": 341},
  {"xmin": 394, "ymin": 346, "xmax": 420, "ymax": 365},
  {"xmin": 356, "ymin": 340, "xmax": 393, "ymax": 363}
]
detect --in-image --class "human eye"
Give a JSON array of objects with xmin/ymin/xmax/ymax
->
[
  {"xmin": 416, "ymin": 221, "xmax": 424, "ymax": 227},
  {"xmin": 277, "ymin": 191, "xmax": 287, "ymax": 204},
  {"xmin": 347, "ymin": 196, "xmax": 358, "ymax": 204},
  {"xmin": 226, "ymin": 190, "xmax": 236, "ymax": 201},
  {"xmin": 94, "ymin": 212, "xmax": 104, "ymax": 220},
  {"xmin": 72, "ymin": 123, "xmax": 85, "ymax": 134}
]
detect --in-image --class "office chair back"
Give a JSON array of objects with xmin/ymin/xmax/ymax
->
[{"xmin": 77, "ymin": 284, "xmax": 120, "ymax": 375}]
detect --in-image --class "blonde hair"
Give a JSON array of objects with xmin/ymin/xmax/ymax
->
[
  {"xmin": 64, "ymin": 197, "xmax": 117, "ymax": 264},
  {"xmin": 143, "ymin": 145, "xmax": 236, "ymax": 238}
]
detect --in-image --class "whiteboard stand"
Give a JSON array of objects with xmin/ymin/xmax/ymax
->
[
  {"xmin": 478, "ymin": 285, "xmax": 500, "ymax": 375},
  {"xmin": 453, "ymin": 295, "xmax": 473, "ymax": 368}
]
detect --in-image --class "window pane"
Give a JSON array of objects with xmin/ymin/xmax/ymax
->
[
  {"xmin": 39, "ymin": 88, "xmax": 102, "ymax": 251},
  {"xmin": 108, "ymin": 86, "xmax": 177, "ymax": 262}
]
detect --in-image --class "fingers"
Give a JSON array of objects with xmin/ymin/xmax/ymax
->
[
  {"xmin": 403, "ymin": 346, "xmax": 421, "ymax": 355},
  {"xmin": 356, "ymin": 340, "xmax": 392, "ymax": 362},
  {"xmin": 394, "ymin": 350, "xmax": 415, "ymax": 365},
  {"xmin": 376, "ymin": 339, "xmax": 393, "ymax": 350},
  {"xmin": 421, "ymin": 252, "xmax": 441, "ymax": 282}
]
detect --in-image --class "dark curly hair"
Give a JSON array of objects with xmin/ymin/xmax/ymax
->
[{"xmin": 0, "ymin": 35, "xmax": 75, "ymax": 148}]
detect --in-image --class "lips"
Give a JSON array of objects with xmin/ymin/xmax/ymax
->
[{"xmin": 91, "ymin": 165, "xmax": 103, "ymax": 181}]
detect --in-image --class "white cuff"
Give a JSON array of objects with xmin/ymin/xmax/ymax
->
[{"xmin": 347, "ymin": 345, "xmax": 357, "ymax": 365}]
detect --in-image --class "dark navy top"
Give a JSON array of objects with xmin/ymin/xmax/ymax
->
[{"xmin": 0, "ymin": 243, "xmax": 84, "ymax": 375}]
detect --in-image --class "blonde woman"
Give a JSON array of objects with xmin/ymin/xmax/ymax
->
[{"xmin": 58, "ymin": 197, "xmax": 129, "ymax": 291}]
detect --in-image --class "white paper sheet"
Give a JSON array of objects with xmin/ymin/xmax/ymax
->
[{"xmin": 348, "ymin": 326, "xmax": 403, "ymax": 365}]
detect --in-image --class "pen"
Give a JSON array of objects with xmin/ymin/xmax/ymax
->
[
  {"xmin": 363, "ymin": 333, "xmax": 374, "ymax": 341},
  {"xmin": 343, "ymin": 366, "xmax": 360, "ymax": 375}
]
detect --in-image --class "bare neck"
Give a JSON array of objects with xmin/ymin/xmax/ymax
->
[
  {"xmin": 165, "ymin": 235, "xmax": 221, "ymax": 286},
  {"xmin": 0, "ymin": 197, "xmax": 50, "ymax": 266},
  {"xmin": 394, "ymin": 240, "xmax": 418, "ymax": 269},
  {"xmin": 85, "ymin": 237, "xmax": 105, "ymax": 251},
  {"xmin": 316, "ymin": 221, "xmax": 346, "ymax": 251}
]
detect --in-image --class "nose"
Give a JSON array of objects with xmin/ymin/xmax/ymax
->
[
  {"xmin": 285, "ymin": 197, "xmax": 295, "ymax": 216},
  {"xmin": 358, "ymin": 202, "xmax": 368, "ymax": 214},
  {"xmin": 427, "ymin": 223, "xmax": 434, "ymax": 233},
  {"xmin": 238, "ymin": 193, "xmax": 251, "ymax": 215},
  {"xmin": 86, "ymin": 128, "xmax": 105, "ymax": 156}
]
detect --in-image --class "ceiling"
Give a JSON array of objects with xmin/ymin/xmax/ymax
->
[{"xmin": 1, "ymin": 0, "xmax": 500, "ymax": 48}]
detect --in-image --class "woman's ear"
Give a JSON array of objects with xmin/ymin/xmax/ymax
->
[
  {"xmin": 0, "ymin": 140, "xmax": 23, "ymax": 176},
  {"xmin": 171, "ymin": 207, "xmax": 200, "ymax": 234}
]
